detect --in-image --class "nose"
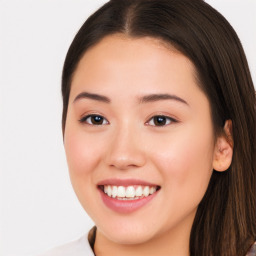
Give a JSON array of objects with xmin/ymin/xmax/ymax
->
[{"xmin": 105, "ymin": 126, "xmax": 146, "ymax": 170}]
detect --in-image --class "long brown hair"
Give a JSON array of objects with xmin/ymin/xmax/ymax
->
[{"xmin": 61, "ymin": 0, "xmax": 256, "ymax": 255}]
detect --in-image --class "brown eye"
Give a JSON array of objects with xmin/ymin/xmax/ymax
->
[
  {"xmin": 147, "ymin": 115, "xmax": 176, "ymax": 127},
  {"xmin": 79, "ymin": 115, "xmax": 108, "ymax": 125},
  {"xmin": 154, "ymin": 116, "xmax": 167, "ymax": 126}
]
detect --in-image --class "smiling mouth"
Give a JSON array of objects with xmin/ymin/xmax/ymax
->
[{"xmin": 98, "ymin": 185, "xmax": 161, "ymax": 200}]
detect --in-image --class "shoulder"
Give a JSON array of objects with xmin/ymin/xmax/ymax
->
[
  {"xmin": 247, "ymin": 242, "xmax": 256, "ymax": 256},
  {"xmin": 38, "ymin": 233, "xmax": 94, "ymax": 256}
]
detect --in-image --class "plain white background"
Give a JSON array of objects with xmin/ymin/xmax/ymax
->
[{"xmin": 0, "ymin": 1, "xmax": 255, "ymax": 255}]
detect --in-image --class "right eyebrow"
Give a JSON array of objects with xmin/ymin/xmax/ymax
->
[
  {"xmin": 138, "ymin": 93, "xmax": 189, "ymax": 106},
  {"xmin": 73, "ymin": 92, "xmax": 111, "ymax": 104}
]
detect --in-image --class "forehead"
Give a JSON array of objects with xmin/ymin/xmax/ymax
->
[
  {"xmin": 70, "ymin": 34, "xmax": 202, "ymax": 105},
  {"xmin": 74, "ymin": 34, "xmax": 189, "ymax": 72}
]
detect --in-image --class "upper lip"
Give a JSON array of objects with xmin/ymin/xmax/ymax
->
[{"xmin": 97, "ymin": 178, "xmax": 160, "ymax": 187}]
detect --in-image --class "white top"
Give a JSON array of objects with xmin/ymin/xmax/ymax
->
[{"xmin": 38, "ymin": 233, "xmax": 95, "ymax": 256}]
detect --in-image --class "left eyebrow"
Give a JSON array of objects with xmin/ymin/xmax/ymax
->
[
  {"xmin": 73, "ymin": 92, "xmax": 111, "ymax": 103},
  {"xmin": 138, "ymin": 93, "xmax": 189, "ymax": 106}
]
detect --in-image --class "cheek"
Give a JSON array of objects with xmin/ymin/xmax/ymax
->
[
  {"xmin": 64, "ymin": 129, "xmax": 102, "ymax": 178},
  {"xmin": 151, "ymin": 126, "xmax": 215, "ymax": 196}
]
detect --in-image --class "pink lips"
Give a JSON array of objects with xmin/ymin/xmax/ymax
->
[{"xmin": 97, "ymin": 179, "xmax": 160, "ymax": 214}]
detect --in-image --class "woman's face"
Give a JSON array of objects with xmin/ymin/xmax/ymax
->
[{"xmin": 64, "ymin": 35, "xmax": 216, "ymax": 244}]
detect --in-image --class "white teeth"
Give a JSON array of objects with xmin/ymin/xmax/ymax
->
[
  {"xmin": 135, "ymin": 186, "xmax": 143, "ymax": 197},
  {"xmin": 149, "ymin": 186, "xmax": 156, "ymax": 194},
  {"xmin": 126, "ymin": 186, "xmax": 135, "ymax": 198},
  {"xmin": 107, "ymin": 185, "xmax": 112, "ymax": 197},
  {"xmin": 117, "ymin": 186, "xmax": 126, "ymax": 198},
  {"xmin": 112, "ymin": 186, "xmax": 118, "ymax": 198},
  {"xmin": 143, "ymin": 186, "xmax": 149, "ymax": 197},
  {"xmin": 103, "ymin": 185, "xmax": 158, "ymax": 200}
]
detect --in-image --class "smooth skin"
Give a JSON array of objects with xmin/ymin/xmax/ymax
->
[{"xmin": 64, "ymin": 35, "xmax": 233, "ymax": 256}]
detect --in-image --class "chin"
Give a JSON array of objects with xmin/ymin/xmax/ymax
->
[
  {"xmin": 105, "ymin": 232, "xmax": 155, "ymax": 245},
  {"xmin": 98, "ymin": 221, "xmax": 158, "ymax": 245}
]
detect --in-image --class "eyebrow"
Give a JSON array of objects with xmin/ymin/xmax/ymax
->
[
  {"xmin": 73, "ymin": 92, "xmax": 111, "ymax": 103},
  {"xmin": 139, "ymin": 93, "xmax": 189, "ymax": 106},
  {"xmin": 73, "ymin": 91, "xmax": 188, "ymax": 106}
]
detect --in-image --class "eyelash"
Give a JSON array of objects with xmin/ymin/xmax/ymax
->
[{"xmin": 79, "ymin": 114, "xmax": 178, "ymax": 127}]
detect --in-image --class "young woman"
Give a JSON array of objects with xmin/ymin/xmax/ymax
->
[{"xmin": 41, "ymin": 0, "xmax": 256, "ymax": 255}]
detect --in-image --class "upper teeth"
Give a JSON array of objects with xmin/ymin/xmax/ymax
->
[{"xmin": 103, "ymin": 185, "xmax": 157, "ymax": 200}]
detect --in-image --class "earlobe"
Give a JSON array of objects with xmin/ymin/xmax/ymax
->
[{"xmin": 213, "ymin": 120, "xmax": 233, "ymax": 172}]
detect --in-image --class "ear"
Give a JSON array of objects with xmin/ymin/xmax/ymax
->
[{"xmin": 213, "ymin": 120, "xmax": 233, "ymax": 172}]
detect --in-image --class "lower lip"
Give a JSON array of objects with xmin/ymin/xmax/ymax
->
[{"xmin": 98, "ymin": 188, "xmax": 159, "ymax": 214}]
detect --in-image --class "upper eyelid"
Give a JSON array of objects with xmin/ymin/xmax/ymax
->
[
  {"xmin": 79, "ymin": 114, "xmax": 109, "ymax": 124},
  {"xmin": 145, "ymin": 114, "xmax": 178, "ymax": 123},
  {"xmin": 79, "ymin": 111, "xmax": 104, "ymax": 119},
  {"xmin": 79, "ymin": 111, "xmax": 107, "ymax": 120}
]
